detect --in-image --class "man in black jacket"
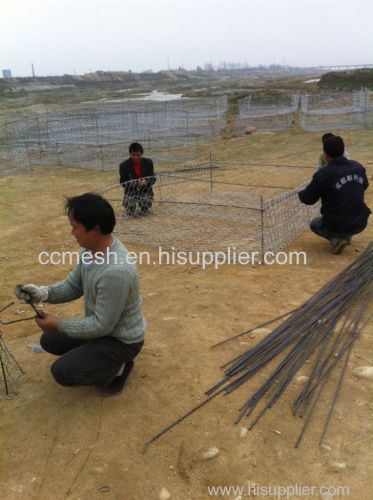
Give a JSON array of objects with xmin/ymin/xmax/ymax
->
[
  {"xmin": 119, "ymin": 142, "xmax": 156, "ymax": 216},
  {"xmin": 299, "ymin": 135, "xmax": 371, "ymax": 254}
]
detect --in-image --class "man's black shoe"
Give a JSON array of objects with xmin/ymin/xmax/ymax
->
[
  {"xmin": 330, "ymin": 238, "xmax": 349, "ymax": 255},
  {"xmin": 100, "ymin": 361, "xmax": 134, "ymax": 397}
]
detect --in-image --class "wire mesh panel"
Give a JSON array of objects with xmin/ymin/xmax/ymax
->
[
  {"xmin": 300, "ymin": 91, "xmax": 367, "ymax": 131},
  {"xmin": 1, "ymin": 92, "xmax": 372, "ymax": 174},
  {"xmin": 5, "ymin": 116, "xmax": 42, "ymax": 145},
  {"xmin": 97, "ymin": 163, "xmax": 317, "ymax": 257},
  {"xmin": 233, "ymin": 111, "xmax": 293, "ymax": 133},
  {"xmin": 263, "ymin": 187, "xmax": 320, "ymax": 253},
  {"xmin": 300, "ymin": 111, "xmax": 365, "ymax": 131},
  {"xmin": 46, "ymin": 112, "xmax": 98, "ymax": 144},
  {"xmin": 301, "ymin": 92, "xmax": 361, "ymax": 113},
  {"xmin": 233, "ymin": 94, "xmax": 297, "ymax": 133},
  {"xmin": 238, "ymin": 96, "xmax": 252, "ymax": 116},
  {"xmin": 113, "ymin": 182, "xmax": 263, "ymax": 254},
  {"xmin": 364, "ymin": 111, "xmax": 373, "ymax": 128},
  {"xmin": 0, "ymin": 145, "xmax": 32, "ymax": 175},
  {"xmin": 363, "ymin": 90, "xmax": 373, "ymax": 126},
  {"xmin": 366, "ymin": 90, "xmax": 373, "ymax": 111},
  {"xmin": 56, "ymin": 143, "xmax": 104, "ymax": 169},
  {"xmin": 0, "ymin": 330, "xmax": 24, "ymax": 398},
  {"xmin": 0, "ymin": 97, "xmax": 227, "ymax": 171}
]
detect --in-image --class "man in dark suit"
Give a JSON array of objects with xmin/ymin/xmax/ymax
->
[
  {"xmin": 119, "ymin": 143, "xmax": 156, "ymax": 216},
  {"xmin": 299, "ymin": 135, "xmax": 370, "ymax": 255}
]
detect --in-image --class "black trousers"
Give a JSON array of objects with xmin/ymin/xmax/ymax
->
[
  {"xmin": 310, "ymin": 216, "xmax": 367, "ymax": 241},
  {"xmin": 123, "ymin": 190, "xmax": 153, "ymax": 215},
  {"xmin": 40, "ymin": 331, "xmax": 143, "ymax": 389}
]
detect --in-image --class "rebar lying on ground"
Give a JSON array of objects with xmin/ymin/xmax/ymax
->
[{"xmin": 146, "ymin": 243, "xmax": 373, "ymax": 446}]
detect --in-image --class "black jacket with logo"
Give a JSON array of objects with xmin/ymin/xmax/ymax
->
[
  {"xmin": 298, "ymin": 157, "xmax": 371, "ymax": 233},
  {"xmin": 119, "ymin": 157, "xmax": 156, "ymax": 196}
]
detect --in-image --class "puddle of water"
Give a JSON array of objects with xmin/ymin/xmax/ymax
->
[{"xmin": 98, "ymin": 90, "xmax": 186, "ymax": 104}]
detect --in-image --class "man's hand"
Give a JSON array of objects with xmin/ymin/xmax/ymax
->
[
  {"xmin": 15, "ymin": 284, "xmax": 49, "ymax": 304},
  {"xmin": 137, "ymin": 178, "xmax": 147, "ymax": 187},
  {"xmin": 35, "ymin": 312, "xmax": 59, "ymax": 332}
]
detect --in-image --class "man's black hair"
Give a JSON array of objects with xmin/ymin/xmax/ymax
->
[
  {"xmin": 129, "ymin": 142, "xmax": 144, "ymax": 154},
  {"xmin": 321, "ymin": 133, "xmax": 334, "ymax": 145},
  {"xmin": 323, "ymin": 136, "xmax": 345, "ymax": 158},
  {"xmin": 65, "ymin": 193, "xmax": 116, "ymax": 234}
]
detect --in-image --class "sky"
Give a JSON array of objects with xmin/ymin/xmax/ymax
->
[{"xmin": 1, "ymin": 0, "xmax": 373, "ymax": 77}]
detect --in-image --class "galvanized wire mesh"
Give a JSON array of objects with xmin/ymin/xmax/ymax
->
[
  {"xmin": 0, "ymin": 98, "xmax": 228, "ymax": 173},
  {"xmin": 0, "ymin": 331, "xmax": 24, "ymax": 398},
  {"xmin": 263, "ymin": 186, "xmax": 320, "ymax": 253},
  {"xmin": 233, "ymin": 112, "xmax": 293, "ymax": 133},
  {"xmin": 0, "ymin": 145, "xmax": 32, "ymax": 175},
  {"xmin": 98, "ymin": 161, "xmax": 317, "ymax": 257},
  {"xmin": 4, "ymin": 97, "xmax": 227, "ymax": 146},
  {"xmin": 299, "ymin": 90, "xmax": 371, "ymax": 131},
  {"xmin": 233, "ymin": 94, "xmax": 298, "ymax": 133},
  {"xmin": 1, "ymin": 90, "xmax": 372, "ymax": 176}
]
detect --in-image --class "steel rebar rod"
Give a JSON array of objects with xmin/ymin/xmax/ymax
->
[
  {"xmin": 0, "ymin": 302, "xmax": 14, "ymax": 314},
  {"xmin": 211, "ymin": 308, "xmax": 299, "ymax": 349}
]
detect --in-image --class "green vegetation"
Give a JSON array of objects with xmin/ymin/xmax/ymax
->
[{"xmin": 319, "ymin": 69, "xmax": 373, "ymax": 90}]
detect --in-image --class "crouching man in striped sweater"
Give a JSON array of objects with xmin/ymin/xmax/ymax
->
[{"xmin": 16, "ymin": 193, "xmax": 146, "ymax": 396}]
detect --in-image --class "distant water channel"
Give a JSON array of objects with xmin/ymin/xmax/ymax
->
[{"xmin": 103, "ymin": 90, "xmax": 185, "ymax": 103}]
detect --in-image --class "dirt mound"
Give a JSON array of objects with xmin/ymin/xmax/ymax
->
[{"xmin": 319, "ymin": 68, "xmax": 373, "ymax": 89}]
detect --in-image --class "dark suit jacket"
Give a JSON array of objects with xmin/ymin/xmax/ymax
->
[{"xmin": 119, "ymin": 157, "xmax": 156, "ymax": 196}]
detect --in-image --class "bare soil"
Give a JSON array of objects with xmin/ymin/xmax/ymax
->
[{"xmin": 0, "ymin": 129, "xmax": 372, "ymax": 500}]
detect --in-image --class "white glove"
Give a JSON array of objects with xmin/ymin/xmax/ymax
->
[{"xmin": 15, "ymin": 284, "xmax": 49, "ymax": 304}]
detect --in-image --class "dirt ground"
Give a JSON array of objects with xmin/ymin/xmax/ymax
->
[{"xmin": 0, "ymin": 129, "xmax": 372, "ymax": 500}]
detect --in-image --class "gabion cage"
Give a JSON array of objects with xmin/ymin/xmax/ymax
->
[
  {"xmin": 299, "ymin": 90, "xmax": 370, "ymax": 131},
  {"xmin": 1, "ymin": 90, "xmax": 372, "ymax": 177},
  {"xmin": 233, "ymin": 94, "xmax": 298, "ymax": 134},
  {"xmin": 97, "ymin": 160, "xmax": 319, "ymax": 260},
  {"xmin": 0, "ymin": 97, "xmax": 228, "ymax": 173}
]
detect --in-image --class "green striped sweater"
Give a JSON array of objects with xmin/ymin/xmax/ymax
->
[{"xmin": 47, "ymin": 238, "xmax": 146, "ymax": 344}]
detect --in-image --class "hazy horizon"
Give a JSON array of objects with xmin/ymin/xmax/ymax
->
[{"xmin": 1, "ymin": 0, "xmax": 372, "ymax": 77}]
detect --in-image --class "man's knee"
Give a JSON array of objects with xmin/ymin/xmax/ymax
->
[
  {"xmin": 351, "ymin": 221, "xmax": 368, "ymax": 236},
  {"xmin": 40, "ymin": 331, "xmax": 61, "ymax": 355},
  {"xmin": 140, "ymin": 196, "xmax": 152, "ymax": 209},
  {"xmin": 50, "ymin": 358, "xmax": 82, "ymax": 387},
  {"xmin": 310, "ymin": 217, "xmax": 322, "ymax": 232}
]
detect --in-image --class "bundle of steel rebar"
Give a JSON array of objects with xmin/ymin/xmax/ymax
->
[{"xmin": 146, "ymin": 243, "xmax": 373, "ymax": 446}]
